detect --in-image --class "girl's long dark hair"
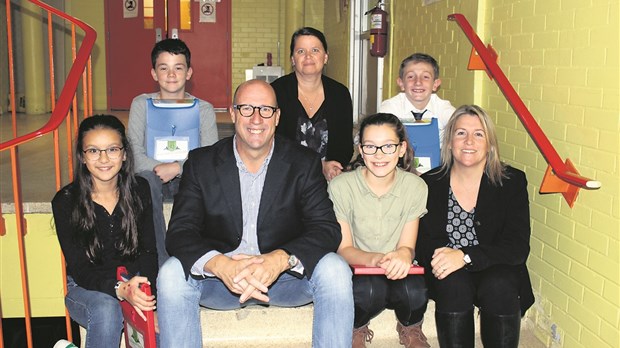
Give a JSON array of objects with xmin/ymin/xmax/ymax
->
[
  {"xmin": 72, "ymin": 114, "xmax": 143, "ymax": 264},
  {"xmin": 348, "ymin": 113, "xmax": 416, "ymax": 173}
]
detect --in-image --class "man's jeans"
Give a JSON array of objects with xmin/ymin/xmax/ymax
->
[
  {"xmin": 157, "ymin": 253, "xmax": 354, "ymax": 348},
  {"xmin": 138, "ymin": 170, "xmax": 180, "ymax": 266},
  {"xmin": 65, "ymin": 277, "xmax": 123, "ymax": 348}
]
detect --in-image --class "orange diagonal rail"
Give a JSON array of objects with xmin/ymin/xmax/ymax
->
[{"xmin": 448, "ymin": 13, "xmax": 601, "ymax": 208}]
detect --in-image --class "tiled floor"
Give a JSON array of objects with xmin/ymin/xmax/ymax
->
[{"xmin": 0, "ymin": 110, "xmax": 234, "ymax": 204}]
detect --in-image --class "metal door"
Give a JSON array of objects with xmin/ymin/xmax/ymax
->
[{"xmin": 105, "ymin": 0, "xmax": 231, "ymax": 109}]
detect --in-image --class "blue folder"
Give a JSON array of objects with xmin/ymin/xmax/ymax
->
[
  {"xmin": 404, "ymin": 117, "xmax": 440, "ymax": 173},
  {"xmin": 146, "ymin": 98, "xmax": 200, "ymax": 161}
]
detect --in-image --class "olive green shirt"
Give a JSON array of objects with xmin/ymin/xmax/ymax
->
[{"xmin": 328, "ymin": 167, "xmax": 428, "ymax": 254}]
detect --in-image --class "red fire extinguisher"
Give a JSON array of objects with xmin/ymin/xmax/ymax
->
[{"xmin": 366, "ymin": 4, "xmax": 388, "ymax": 57}]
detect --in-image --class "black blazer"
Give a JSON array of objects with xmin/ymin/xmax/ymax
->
[
  {"xmin": 271, "ymin": 72, "xmax": 354, "ymax": 167},
  {"xmin": 166, "ymin": 136, "xmax": 342, "ymax": 280},
  {"xmin": 416, "ymin": 165, "xmax": 534, "ymax": 313}
]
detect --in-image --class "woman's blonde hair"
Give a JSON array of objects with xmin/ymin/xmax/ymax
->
[{"xmin": 440, "ymin": 105, "xmax": 506, "ymax": 185}]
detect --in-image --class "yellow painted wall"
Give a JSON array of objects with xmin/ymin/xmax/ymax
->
[
  {"xmin": 0, "ymin": 213, "xmax": 65, "ymax": 317},
  {"xmin": 481, "ymin": 1, "xmax": 619, "ymax": 347},
  {"xmin": 385, "ymin": 1, "xmax": 477, "ymax": 107},
  {"xmin": 230, "ymin": 0, "xmax": 285, "ymax": 94},
  {"xmin": 65, "ymin": 1, "xmax": 108, "ymax": 111},
  {"xmin": 323, "ymin": 0, "xmax": 350, "ymax": 86},
  {"xmin": 387, "ymin": 0, "xmax": 619, "ymax": 347}
]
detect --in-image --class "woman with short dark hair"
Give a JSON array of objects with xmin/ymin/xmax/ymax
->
[{"xmin": 271, "ymin": 27, "xmax": 353, "ymax": 181}]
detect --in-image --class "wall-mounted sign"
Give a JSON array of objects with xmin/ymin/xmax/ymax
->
[
  {"xmin": 123, "ymin": 0, "xmax": 138, "ymax": 18},
  {"xmin": 199, "ymin": 0, "xmax": 216, "ymax": 23}
]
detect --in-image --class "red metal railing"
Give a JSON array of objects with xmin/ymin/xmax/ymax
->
[
  {"xmin": 448, "ymin": 13, "xmax": 601, "ymax": 207},
  {"xmin": 0, "ymin": 1, "xmax": 96, "ymax": 346}
]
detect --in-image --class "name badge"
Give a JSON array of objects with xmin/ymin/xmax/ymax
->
[{"xmin": 154, "ymin": 136, "xmax": 190, "ymax": 162}]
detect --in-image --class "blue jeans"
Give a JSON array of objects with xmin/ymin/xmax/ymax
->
[
  {"xmin": 138, "ymin": 170, "xmax": 180, "ymax": 266},
  {"xmin": 157, "ymin": 253, "xmax": 354, "ymax": 348},
  {"xmin": 65, "ymin": 277, "xmax": 123, "ymax": 348}
]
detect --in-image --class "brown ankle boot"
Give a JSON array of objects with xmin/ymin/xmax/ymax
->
[
  {"xmin": 396, "ymin": 322, "xmax": 430, "ymax": 348},
  {"xmin": 352, "ymin": 324, "xmax": 374, "ymax": 348}
]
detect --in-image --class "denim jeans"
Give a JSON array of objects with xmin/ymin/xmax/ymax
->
[
  {"xmin": 157, "ymin": 253, "xmax": 354, "ymax": 348},
  {"xmin": 65, "ymin": 277, "xmax": 123, "ymax": 348},
  {"xmin": 138, "ymin": 170, "xmax": 180, "ymax": 266}
]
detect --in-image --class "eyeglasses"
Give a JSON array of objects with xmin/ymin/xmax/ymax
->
[
  {"xmin": 83, "ymin": 146, "xmax": 124, "ymax": 161},
  {"xmin": 233, "ymin": 104, "xmax": 278, "ymax": 119},
  {"xmin": 360, "ymin": 143, "xmax": 400, "ymax": 155}
]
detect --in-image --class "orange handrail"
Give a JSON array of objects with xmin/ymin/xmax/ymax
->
[
  {"xmin": 0, "ymin": 1, "xmax": 96, "ymax": 346},
  {"xmin": 0, "ymin": 0, "xmax": 96, "ymax": 151},
  {"xmin": 448, "ymin": 13, "xmax": 601, "ymax": 207}
]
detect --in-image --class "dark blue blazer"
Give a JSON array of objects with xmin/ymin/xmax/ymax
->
[
  {"xmin": 416, "ymin": 165, "xmax": 535, "ymax": 314},
  {"xmin": 166, "ymin": 136, "xmax": 341, "ymax": 280}
]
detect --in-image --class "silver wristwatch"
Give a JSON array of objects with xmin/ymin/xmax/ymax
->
[
  {"xmin": 463, "ymin": 253, "xmax": 472, "ymax": 268},
  {"xmin": 287, "ymin": 254, "xmax": 299, "ymax": 269}
]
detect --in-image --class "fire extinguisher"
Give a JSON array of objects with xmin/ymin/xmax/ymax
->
[{"xmin": 366, "ymin": 3, "xmax": 388, "ymax": 57}]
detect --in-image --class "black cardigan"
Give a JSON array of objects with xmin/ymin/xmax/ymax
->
[
  {"xmin": 416, "ymin": 165, "xmax": 535, "ymax": 314},
  {"xmin": 271, "ymin": 72, "xmax": 354, "ymax": 167}
]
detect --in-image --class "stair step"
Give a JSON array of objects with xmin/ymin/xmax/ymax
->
[
  {"xmin": 199, "ymin": 302, "xmax": 447, "ymax": 347},
  {"xmin": 82, "ymin": 299, "xmax": 544, "ymax": 348}
]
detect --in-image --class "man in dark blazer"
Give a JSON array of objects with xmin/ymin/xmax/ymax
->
[{"xmin": 157, "ymin": 79, "xmax": 353, "ymax": 347}]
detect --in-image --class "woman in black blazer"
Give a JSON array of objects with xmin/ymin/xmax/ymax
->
[{"xmin": 416, "ymin": 105, "xmax": 534, "ymax": 348}]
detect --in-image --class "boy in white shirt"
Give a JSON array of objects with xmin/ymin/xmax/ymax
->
[{"xmin": 379, "ymin": 53, "xmax": 455, "ymax": 141}]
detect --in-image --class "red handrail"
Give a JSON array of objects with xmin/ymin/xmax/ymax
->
[
  {"xmin": 448, "ymin": 14, "xmax": 601, "ymax": 194},
  {"xmin": 0, "ymin": 1, "xmax": 96, "ymax": 346},
  {"xmin": 0, "ymin": 0, "xmax": 96, "ymax": 151}
]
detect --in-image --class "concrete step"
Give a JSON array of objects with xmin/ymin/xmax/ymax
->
[
  {"xmin": 81, "ymin": 300, "xmax": 542, "ymax": 348},
  {"xmin": 198, "ymin": 300, "xmax": 544, "ymax": 348},
  {"xmin": 200, "ymin": 301, "xmax": 443, "ymax": 347}
]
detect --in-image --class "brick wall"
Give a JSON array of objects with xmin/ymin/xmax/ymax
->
[
  {"xmin": 230, "ymin": 0, "xmax": 284, "ymax": 96},
  {"xmin": 482, "ymin": 1, "xmax": 619, "ymax": 346},
  {"xmin": 386, "ymin": 0, "xmax": 477, "ymax": 107},
  {"xmin": 389, "ymin": 0, "xmax": 619, "ymax": 347}
]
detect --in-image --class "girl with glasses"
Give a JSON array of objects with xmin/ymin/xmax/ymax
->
[
  {"xmin": 52, "ymin": 115, "xmax": 158, "ymax": 347},
  {"xmin": 328, "ymin": 113, "xmax": 430, "ymax": 348}
]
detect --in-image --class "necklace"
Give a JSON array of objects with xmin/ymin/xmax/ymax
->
[{"xmin": 299, "ymin": 89, "xmax": 319, "ymax": 112}]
